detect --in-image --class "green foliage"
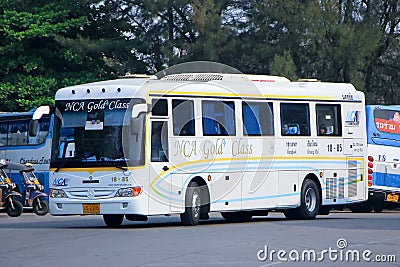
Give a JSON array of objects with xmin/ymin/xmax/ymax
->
[
  {"xmin": 270, "ymin": 51, "xmax": 298, "ymax": 81},
  {"xmin": 0, "ymin": 0, "xmax": 399, "ymax": 110},
  {"xmin": 0, "ymin": 0, "xmax": 113, "ymax": 111}
]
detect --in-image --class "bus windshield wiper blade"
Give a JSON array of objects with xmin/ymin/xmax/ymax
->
[
  {"xmin": 54, "ymin": 161, "xmax": 67, "ymax": 173},
  {"xmin": 114, "ymin": 165, "xmax": 128, "ymax": 171}
]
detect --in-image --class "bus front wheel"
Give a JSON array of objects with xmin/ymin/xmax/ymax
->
[
  {"xmin": 180, "ymin": 181, "xmax": 201, "ymax": 226},
  {"xmin": 103, "ymin": 214, "xmax": 124, "ymax": 227},
  {"xmin": 284, "ymin": 179, "xmax": 321, "ymax": 220}
]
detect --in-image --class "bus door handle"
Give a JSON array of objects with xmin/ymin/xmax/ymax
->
[{"xmin": 162, "ymin": 166, "xmax": 169, "ymax": 171}]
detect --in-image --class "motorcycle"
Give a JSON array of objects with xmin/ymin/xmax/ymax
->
[
  {"xmin": 0, "ymin": 160, "xmax": 23, "ymax": 217},
  {"xmin": 5, "ymin": 161, "xmax": 49, "ymax": 216}
]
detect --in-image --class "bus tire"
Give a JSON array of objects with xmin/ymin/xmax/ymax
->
[
  {"xmin": 180, "ymin": 181, "xmax": 201, "ymax": 226},
  {"xmin": 103, "ymin": 214, "xmax": 124, "ymax": 227},
  {"xmin": 284, "ymin": 179, "xmax": 321, "ymax": 220},
  {"xmin": 221, "ymin": 211, "xmax": 252, "ymax": 222}
]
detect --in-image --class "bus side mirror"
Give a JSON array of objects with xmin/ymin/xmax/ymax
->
[
  {"xmin": 131, "ymin": 118, "xmax": 141, "ymax": 136},
  {"xmin": 131, "ymin": 103, "xmax": 150, "ymax": 118},
  {"xmin": 32, "ymin": 105, "xmax": 51, "ymax": 120},
  {"xmin": 29, "ymin": 105, "xmax": 52, "ymax": 137},
  {"xmin": 130, "ymin": 104, "xmax": 150, "ymax": 136},
  {"xmin": 29, "ymin": 120, "xmax": 39, "ymax": 137}
]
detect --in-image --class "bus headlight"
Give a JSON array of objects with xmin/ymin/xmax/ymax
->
[
  {"xmin": 115, "ymin": 187, "xmax": 142, "ymax": 197},
  {"xmin": 50, "ymin": 189, "xmax": 67, "ymax": 198}
]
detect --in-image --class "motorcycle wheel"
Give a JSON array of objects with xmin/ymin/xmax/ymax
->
[
  {"xmin": 33, "ymin": 199, "xmax": 49, "ymax": 216},
  {"xmin": 6, "ymin": 200, "xmax": 23, "ymax": 217}
]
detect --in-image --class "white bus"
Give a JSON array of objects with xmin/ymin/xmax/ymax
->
[
  {"xmin": 49, "ymin": 73, "xmax": 368, "ymax": 227},
  {"xmin": 0, "ymin": 106, "xmax": 53, "ymax": 194}
]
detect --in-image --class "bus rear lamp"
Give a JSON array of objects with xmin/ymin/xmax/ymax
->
[
  {"xmin": 368, "ymin": 162, "xmax": 373, "ymax": 168},
  {"xmin": 115, "ymin": 186, "xmax": 142, "ymax": 197},
  {"xmin": 368, "ymin": 175, "xmax": 373, "ymax": 181},
  {"xmin": 368, "ymin": 156, "xmax": 374, "ymax": 162},
  {"xmin": 368, "ymin": 168, "xmax": 373, "ymax": 175},
  {"xmin": 368, "ymin": 182, "xmax": 372, "ymax": 187},
  {"xmin": 50, "ymin": 188, "xmax": 67, "ymax": 198}
]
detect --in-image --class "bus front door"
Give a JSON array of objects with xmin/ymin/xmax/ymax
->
[{"xmin": 148, "ymin": 120, "xmax": 171, "ymax": 215}]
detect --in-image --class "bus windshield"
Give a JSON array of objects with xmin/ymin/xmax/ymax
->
[{"xmin": 51, "ymin": 98, "xmax": 145, "ymax": 168}]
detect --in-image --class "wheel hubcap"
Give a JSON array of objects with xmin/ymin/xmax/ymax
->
[
  {"xmin": 192, "ymin": 191, "xmax": 200, "ymax": 218},
  {"xmin": 305, "ymin": 187, "xmax": 317, "ymax": 211}
]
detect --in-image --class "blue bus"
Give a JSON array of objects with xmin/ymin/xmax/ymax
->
[
  {"xmin": 0, "ymin": 106, "xmax": 52, "ymax": 195},
  {"xmin": 352, "ymin": 105, "xmax": 400, "ymax": 212}
]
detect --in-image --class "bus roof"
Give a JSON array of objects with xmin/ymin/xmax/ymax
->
[
  {"xmin": 0, "ymin": 109, "xmax": 35, "ymax": 119},
  {"xmin": 55, "ymin": 73, "xmax": 363, "ymax": 102}
]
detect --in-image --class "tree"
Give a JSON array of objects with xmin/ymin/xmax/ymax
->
[
  {"xmin": 0, "ymin": 0, "xmax": 115, "ymax": 111},
  {"xmin": 270, "ymin": 51, "xmax": 298, "ymax": 81}
]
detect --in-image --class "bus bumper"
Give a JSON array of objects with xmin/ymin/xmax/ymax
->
[{"xmin": 49, "ymin": 197, "xmax": 147, "ymax": 215}]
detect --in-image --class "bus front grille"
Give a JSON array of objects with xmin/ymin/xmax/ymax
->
[{"xmin": 68, "ymin": 189, "xmax": 116, "ymax": 199}]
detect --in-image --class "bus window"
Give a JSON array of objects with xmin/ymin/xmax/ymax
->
[
  {"xmin": 172, "ymin": 100, "xmax": 195, "ymax": 136},
  {"xmin": 151, "ymin": 99, "xmax": 168, "ymax": 116},
  {"xmin": 202, "ymin": 100, "xmax": 235, "ymax": 136},
  {"xmin": 280, "ymin": 103, "xmax": 310, "ymax": 136},
  {"xmin": 0, "ymin": 122, "xmax": 7, "ymax": 147},
  {"xmin": 316, "ymin": 104, "xmax": 342, "ymax": 136},
  {"xmin": 242, "ymin": 102, "xmax": 274, "ymax": 136},
  {"xmin": 8, "ymin": 120, "xmax": 29, "ymax": 146},
  {"xmin": 151, "ymin": 121, "xmax": 169, "ymax": 162},
  {"xmin": 373, "ymin": 108, "xmax": 400, "ymax": 134}
]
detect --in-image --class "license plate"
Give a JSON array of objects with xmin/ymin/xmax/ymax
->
[
  {"xmin": 82, "ymin": 203, "xmax": 100, "ymax": 214},
  {"xmin": 386, "ymin": 194, "xmax": 399, "ymax": 203}
]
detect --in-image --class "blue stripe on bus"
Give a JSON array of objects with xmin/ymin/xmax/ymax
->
[
  {"xmin": 153, "ymin": 159, "xmax": 363, "ymax": 201},
  {"xmin": 373, "ymin": 172, "xmax": 400, "ymax": 188},
  {"xmin": 212, "ymin": 192, "xmax": 301, "ymax": 203}
]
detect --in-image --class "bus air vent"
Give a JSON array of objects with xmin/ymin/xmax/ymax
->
[{"xmin": 162, "ymin": 73, "xmax": 224, "ymax": 82}]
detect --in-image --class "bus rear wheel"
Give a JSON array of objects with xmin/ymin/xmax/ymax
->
[
  {"xmin": 180, "ymin": 181, "xmax": 201, "ymax": 226},
  {"xmin": 103, "ymin": 214, "xmax": 124, "ymax": 227},
  {"xmin": 284, "ymin": 179, "xmax": 321, "ymax": 220}
]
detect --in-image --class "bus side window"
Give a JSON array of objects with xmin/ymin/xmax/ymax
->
[
  {"xmin": 151, "ymin": 99, "xmax": 168, "ymax": 116},
  {"xmin": 280, "ymin": 103, "xmax": 310, "ymax": 136},
  {"xmin": 172, "ymin": 99, "xmax": 195, "ymax": 136},
  {"xmin": 151, "ymin": 121, "xmax": 168, "ymax": 162},
  {"xmin": 242, "ymin": 102, "xmax": 274, "ymax": 136},
  {"xmin": 202, "ymin": 100, "xmax": 235, "ymax": 136},
  {"xmin": 316, "ymin": 104, "xmax": 341, "ymax": 136}
]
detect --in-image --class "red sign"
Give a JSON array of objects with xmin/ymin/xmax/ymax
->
[{"xmin": 374, "ymin": 118, "xmax": 400, "ymax": 134}]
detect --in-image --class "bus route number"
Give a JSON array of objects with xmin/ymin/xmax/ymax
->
[
  {"xmin": 378, "ymin": 155, "xmax": 386, "ymax": 161},
  {"xmin": 111, "ymin": 176, "xmax": 129, "ymax": 183},
  {"xmin": 327, "ymin": 143, "xmax": 343, "ymax": 153}
]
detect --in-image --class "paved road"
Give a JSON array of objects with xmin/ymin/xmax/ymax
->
[{"xmin": 0, "ymin": 210, "xmax": 399, "ymax": 267}]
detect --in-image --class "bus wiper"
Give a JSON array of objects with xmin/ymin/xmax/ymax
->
[
  {"xmin": 114, "ymin": 165, "xmax": 128, "ymax": 171},
  {"xmin": 54, "ymin": 161, "xmax": 67, "ymax": 173}
]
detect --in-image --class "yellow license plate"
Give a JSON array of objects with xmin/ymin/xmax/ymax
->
[
  {"xmin": 82, "ymin": 203, "xmax": 100, "ymax": 214},
  {"xmin": 386, "ymin": 194, "xmax": 399, "ymax": 203}
]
